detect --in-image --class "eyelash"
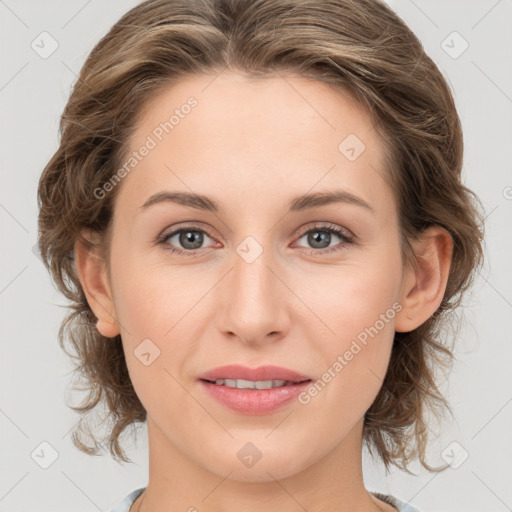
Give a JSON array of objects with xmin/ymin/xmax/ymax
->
[{"xmin": 155, "ymin": 222, "xmax": 355, "ymax": 257}]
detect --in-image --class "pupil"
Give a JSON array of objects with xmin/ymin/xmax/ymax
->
[
  {"xmin": 181, "ymin": 230, "xmax": 203, "ymax": 249},
  {"xmin": 309, "ymin": 231, "xmax": 329, "ymax": 248}
]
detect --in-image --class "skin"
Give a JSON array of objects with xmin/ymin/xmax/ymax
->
[{"xmin": 75, "ymin": 71, "xmax": 453, "ymax": 512}]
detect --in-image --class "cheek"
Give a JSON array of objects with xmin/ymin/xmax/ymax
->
[
  {"xmin": 110, "ymin": 251, "xmax": 198, "ymax": 340},
  {"xmin": 296, "ymin": 256, "xmax": 402, "ymax": 410},
  {"xmin": 304, "ymin": 257, "xmax": 402, "ymax": 341},
  {"xmin": 112, "ymin": 238, "xmax": 403, "ymax": 359}
]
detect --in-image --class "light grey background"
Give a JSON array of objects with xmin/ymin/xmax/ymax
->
[{"xmin": 1, "ymin": 1, "xmax": 511, "ymax": 511}]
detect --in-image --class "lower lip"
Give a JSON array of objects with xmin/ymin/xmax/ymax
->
[{"xmin": 199, "ymin": 380, "xmax": 311, "ymax": 414}]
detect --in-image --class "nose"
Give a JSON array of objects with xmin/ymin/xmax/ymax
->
[{"xmin": 215, "ymin": 240, "xmax": 290, "ymax": 347}]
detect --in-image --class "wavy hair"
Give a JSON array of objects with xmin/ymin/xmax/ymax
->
[{"xmin": 37, "ymin": 0, "xmax": 484, "ymax": 470}]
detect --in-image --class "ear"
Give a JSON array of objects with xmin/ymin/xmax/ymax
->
[
  {"xmin": 74, "ymin": 229, "xmax": 120, "ymax": 338},
  {"xmin": 395, "ymin": 226, "xmax": 453, "ymax": 333}
]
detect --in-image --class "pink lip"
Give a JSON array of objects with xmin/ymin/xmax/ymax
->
[
  {"xmin": 197, "ymin": 364, "xmax": 312, "ymax": 383},
  {"xmin": 197, "ymin": 365, "xmax": 312, "ymax": 414},
  {"xmin": 199, "ymin": 380, "xmax": 311, "ymax": 414}
]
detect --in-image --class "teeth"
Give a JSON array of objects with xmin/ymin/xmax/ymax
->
[{"xmin": 214, "ymin": 378, "xmax": 288, "ymax": 389}]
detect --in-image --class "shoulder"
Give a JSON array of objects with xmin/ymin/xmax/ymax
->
[
  {"xmin": 110, "ymin": 487, "xmax": 146, "ymax": 512},
  {"xmin": 371, "ymin": 491, "xmax": 421, "ymax": 512}
]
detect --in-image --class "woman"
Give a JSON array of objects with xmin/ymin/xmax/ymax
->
[{"xmin": 37, "ymin": 0, "xmax": 484, "ymax": 510}]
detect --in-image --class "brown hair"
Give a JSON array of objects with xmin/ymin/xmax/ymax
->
[{"xmin": 37, "ymin": 0, "xmax": 484, "ymax": 471}]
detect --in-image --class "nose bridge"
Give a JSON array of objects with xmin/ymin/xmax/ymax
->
[
  {"xmin": 233, "ymin": 236, "xmax": 279, "ymax": 318},
  {"xmin": 216, "ymin": 234, "xmax": 287, "ymax": 342}
]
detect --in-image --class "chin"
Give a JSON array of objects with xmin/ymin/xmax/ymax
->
[{"xmin": 194, "ymin": 439, "xmax": 313, "ymax": 483}]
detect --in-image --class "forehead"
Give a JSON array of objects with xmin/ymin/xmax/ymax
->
[{"xmin": 116, "ymin": 70, "xmax": 392, "ymax": 217}]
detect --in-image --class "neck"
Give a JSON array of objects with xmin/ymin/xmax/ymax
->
[{"xmin": 134, "ymin": 416, "xmax": 390, "ymax": 512}]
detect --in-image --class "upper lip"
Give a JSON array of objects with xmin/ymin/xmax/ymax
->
[{"xmin": 198, "ymin": 365, "xmax": 312, "ymax": 383}]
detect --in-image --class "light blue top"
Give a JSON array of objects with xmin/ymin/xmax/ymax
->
[{"xmin": 110, "ymin": 487, "xmax": 420, "ymax": 512}]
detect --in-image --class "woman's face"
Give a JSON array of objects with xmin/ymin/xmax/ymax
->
[{"xmin": 102, "ymin": 71, "xmax": 411, "ymax": 481}]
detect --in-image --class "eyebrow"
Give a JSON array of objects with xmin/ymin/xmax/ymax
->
[{"xmin": 138, "ymin": 190, "xmax": 374, "ymax": 214}]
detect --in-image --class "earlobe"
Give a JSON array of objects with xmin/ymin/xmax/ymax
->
[
  {"xmin": 74, "ymin": 230, "xmax": 120, "ymax": 338},
  {"xmin": 395, "ymin": 226, "xmax": 453, "ymax": 333}
]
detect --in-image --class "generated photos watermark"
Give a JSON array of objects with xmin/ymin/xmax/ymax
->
[
  {"xmin": 93, "ymin": 96, "xmax": 198, "ymax": 200},
  {"xmin": 298, "ymin": 301, "xmax": 402, "ymax": 405}
]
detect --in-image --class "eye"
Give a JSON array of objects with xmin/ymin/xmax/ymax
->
[
  {"xmin": 155, "ymin": 222, "xmax": 355, "ymax": 257},
  {"xmin": 156, "ymin": 224, "xmax": 216, "ymax": 256},
  {"xmin": 294, "ymin": 223, "xmax": 355, "ymax": 255}
]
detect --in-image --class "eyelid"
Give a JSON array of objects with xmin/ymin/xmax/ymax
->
[
  {"xmin": 157, "ymin": 221, "xmax": 354, "ymax": 240},
  {"xmin": 155, "ymin": 222, "xmax": 216, "ymax": 245},
  {"xmin": 295, "ymin": 221, "xmax": 354, "ymax": 240}
]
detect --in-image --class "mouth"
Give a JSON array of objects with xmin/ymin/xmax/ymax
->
[
  {"xmin": 196, "ymin": 365, "xmax": 314, "ymax": 413},
  {"xmin": 200, "ymin": 378, "xmax": 312, "ymax": 390},
  {"xmin": 197, "ymin": 364, "xmax": 313, "ymax": 385}
]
